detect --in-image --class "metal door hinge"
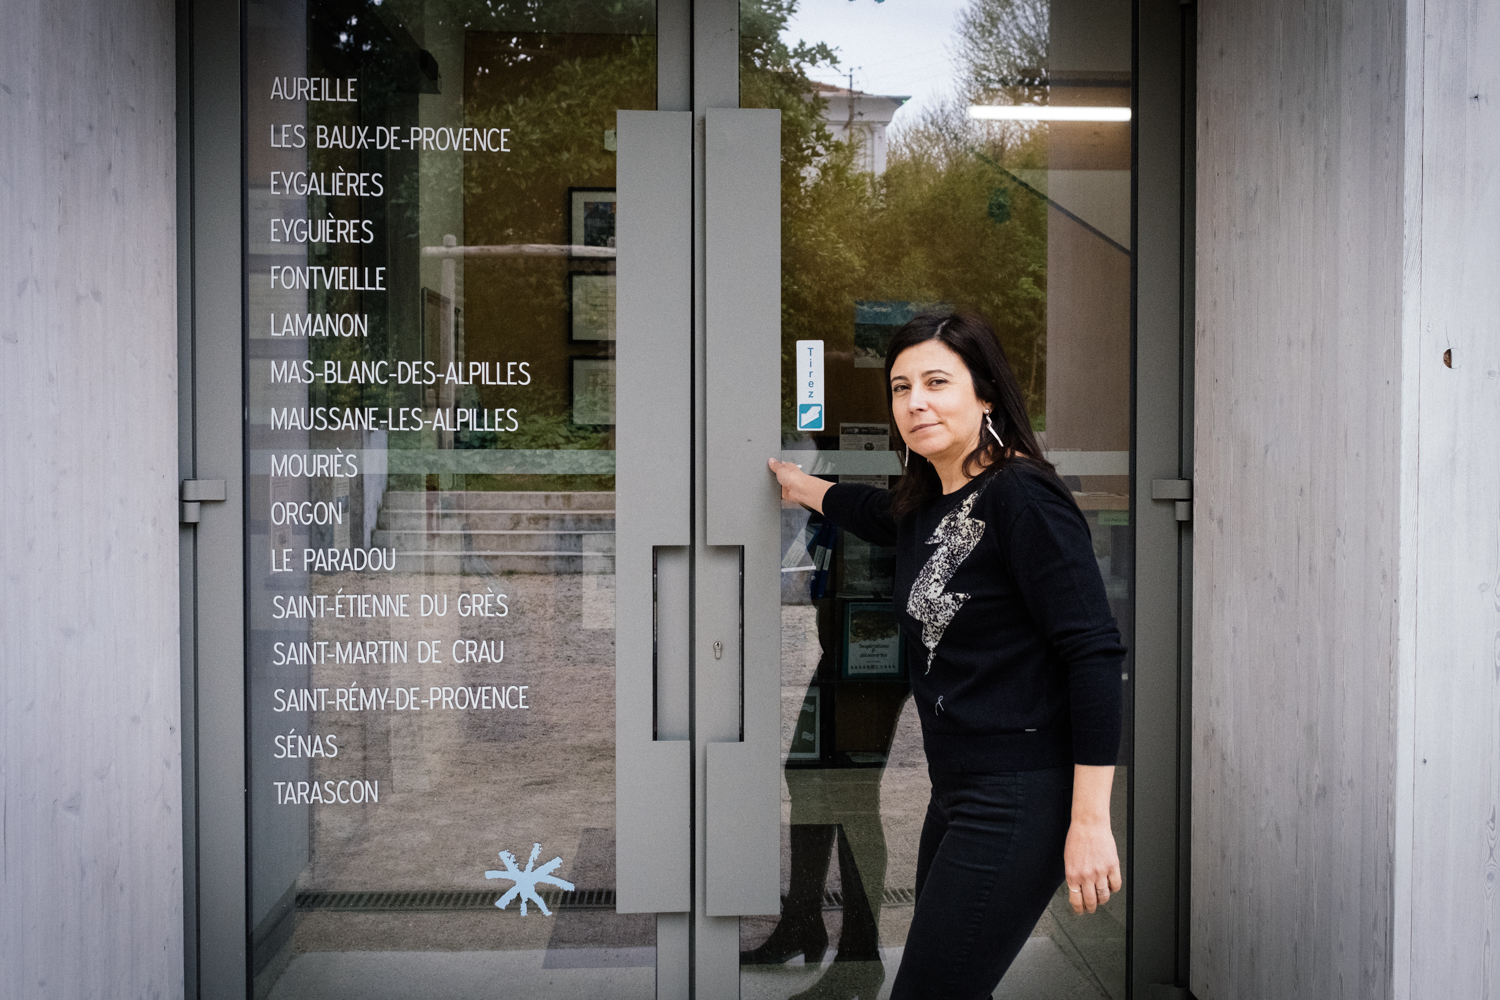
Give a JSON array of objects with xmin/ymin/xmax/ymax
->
[
  {"xmin": 1150, "ymin": 479, "xmax": 1193, "ymax": 522},
  {"xmin": 180, "ymin": 479, "xmax": 227, "ymax": 524}
]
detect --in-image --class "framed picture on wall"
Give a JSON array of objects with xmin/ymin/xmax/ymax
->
[
  {"xmin": 571, "ymin": 357, "xmax": 615, "ymax": 426},
  {"xmin": 569, "ymin": 272, "xmax": 616, "ymax": 342},
  {"xmin": 786, "ymin": 688, "xmax": 821, "ymax": 761},
  {"xmin": 569, "ymin": 187, "xmax": 617, "ymax": 249},
  {"xmin": 841, "ymin": 601, "xmax": 906, "ymax": 679}
]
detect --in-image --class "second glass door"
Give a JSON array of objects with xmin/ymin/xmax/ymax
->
[{"xmin": 734, "ymin": 2, "xmax": 1132, "ymax": 998}]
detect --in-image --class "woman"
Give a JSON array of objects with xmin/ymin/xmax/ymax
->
[{"xmin": 767, "ymin": 311, "xmax": 1125, "ymax": 998}]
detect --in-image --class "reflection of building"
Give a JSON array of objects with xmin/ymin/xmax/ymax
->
[{"xmin": 808, "ymin": 83, "xmax": 908, "ymax": 175}]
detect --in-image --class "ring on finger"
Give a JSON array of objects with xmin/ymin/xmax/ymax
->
[{"xmin": 1069, "ymin": 886, "xmax": 1082, "ymax": 894}]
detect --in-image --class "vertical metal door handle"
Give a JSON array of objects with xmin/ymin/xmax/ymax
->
[
  {"xmin": 702, "ymin": 106, "xmax": 783, "ymax": 917},
  {"xmin": 614, "ymin": 110, "xmax": 693, "ymax": 915}
]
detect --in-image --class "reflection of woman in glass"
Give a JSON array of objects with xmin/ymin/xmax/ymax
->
[
  {"xmin": 768, "ymin": 312, "xmax": 1125, "ymax": 998},
  {"xmin": 740, "ymin": 572, "xmax": 907, "ymax": 999}
]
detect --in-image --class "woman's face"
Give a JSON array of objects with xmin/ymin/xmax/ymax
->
[{"xmin": 889, "ymin": 339, "xmax": 989, "ymax": 465}]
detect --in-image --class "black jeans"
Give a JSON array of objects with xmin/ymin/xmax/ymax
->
[{"xmin": 889, "ymin": 765, "xmax": 1074, "ymax": 999}]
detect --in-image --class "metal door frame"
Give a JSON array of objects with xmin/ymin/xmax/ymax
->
[
  {"xmin": 1133, "ymin": 1, "xmax": 1196, "ymax": 995},
  {"xmin": 682, "ymin": 0, "xmax": 1198, "ymax": 995},
  {"xmin": 176, "ymin": 0, "xmax": 1195, "ymax": 996},
  {"xmin": 178, "ymin": 0, "xmax": 246, "ymax": 995},
  {"xmin": 176, "ymin": 2, "xmax": 704, "ymax": 996}
]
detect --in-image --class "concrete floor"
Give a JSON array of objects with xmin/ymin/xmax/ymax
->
[
  {"xmin": 266, "ymin": 949, "xmax": 654, "ymax": 1000},
  {"xmin": 267, "ymin": 936, "xmax": 1105, "ymax": 1000}
]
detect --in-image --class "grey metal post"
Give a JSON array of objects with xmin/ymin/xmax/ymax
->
[
  {"xmin": 690, "ymin": 1, "xmax": 757, "ymax": 992},
  {"xmin": 181, "ymin": 0, "xmax": 248, "ymax": 994},
  {"xmin": 615, "ymin": 110, "xmax": 694, "ymax": 920},
  {"xmin": 701, "ymin": 106, "xmax": 784, "ymax": 923},
  {"xmin": 1133, "ymin": 0, "xmax": 1194, "ymax": 992}
]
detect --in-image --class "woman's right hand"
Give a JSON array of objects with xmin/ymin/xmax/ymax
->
[{"xmin": 768, "ymin": 457, "xmax": 833, "ymax": 513}]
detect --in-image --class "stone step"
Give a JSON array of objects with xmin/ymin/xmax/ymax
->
[
  {"xmin": 372, "ymin": 528, "xmax": 615, "ymax": 556},
  {"xmin": 379, "ymin": 490, "xmax": 615, "ymax": 513},
  {"xmin": 387, "ymin": 552, "xmax": 614, "ymax": 575},
  {"xmin": 377, "ymin": 509, "xmax": 616, "ymax": 533},
  {"xmin": 379, "ymin": 510, "xmax": 618, "ymax": 531},
  {"xmin": 371, "ymin": 491, "xmax": 616, "ymax": 574}
]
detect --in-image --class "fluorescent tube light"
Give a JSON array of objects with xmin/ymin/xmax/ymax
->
[{"xmin": 968, "ymin": 105, "xmax": 1131, "ymax": 122}]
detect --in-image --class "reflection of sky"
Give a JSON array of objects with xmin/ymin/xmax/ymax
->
[{"xmin": 780, "ymin": 0, "xmax": 972, "ymax": 129}]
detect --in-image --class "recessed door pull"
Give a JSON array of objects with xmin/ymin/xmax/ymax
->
[
  {"xmin": 713, "ymin": 641, "xmax": 723, "ymax": 660},
  {"xmin": 180, "ymin": 479, "xmax": 228, "ymax": 524}
]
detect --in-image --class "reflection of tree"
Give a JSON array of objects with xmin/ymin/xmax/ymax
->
[
  {"xmin": 440, "ymin": 0, "xmax": 653, "ymax": 35},
  {"xmin": 955, "ymin": 0, "xmax": 1049, "ymax": 97},
  {"xmin": 741, "ymin": 0, "xmax": 1050, "ymax": 436},
  {"xmin": 460, "ymin": 31, "xmax": 654, "ymax": 455},
  {"xmin": 463, "ymin": 34, "xmax": 655, "ymax": 243}
]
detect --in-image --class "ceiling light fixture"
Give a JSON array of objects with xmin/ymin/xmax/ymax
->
[{"xmin": 968, "ymin": 105, "xmax": 1132, "ymax": 122}]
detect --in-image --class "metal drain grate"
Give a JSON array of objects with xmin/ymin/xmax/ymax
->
[
  {"xmin": 294, "ymin": 886, "xmax": 917, "ymax": 914},
  {"xmin": 296, "ymin": 888, "xmax": 617, "ymax": 912},
  {"xmin": 822, "ymin": 888, "xmax": 917, "ymax": 909}
]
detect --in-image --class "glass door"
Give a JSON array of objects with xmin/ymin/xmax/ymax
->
[
  {"xmin": 730, "ymin": 2, "xmax": 1135, "ymax": 997},
  {"xmin": 241, "ymin": 2, "xmax": 682, "ymax": 997},
  {"xmin": 200, "ymin": 1, "xmax": 1182, "ymax": 995}
]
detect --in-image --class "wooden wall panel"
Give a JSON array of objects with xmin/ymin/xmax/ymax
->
[
  {"xmin": 1192, "ymin": 1, "xmax": 1406, "ymax": 997},
  {"xmin": 0, "ymin": 1, "xmax": 183, "ymax": 996},
  {"xmin": 1399, "ymin": 0, "xmax": 1500, "ymax": 995}
]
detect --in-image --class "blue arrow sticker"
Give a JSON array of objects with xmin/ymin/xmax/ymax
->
[{"xmin": 795, "ymin": 340, "xmax": 824, "ymax": 432}]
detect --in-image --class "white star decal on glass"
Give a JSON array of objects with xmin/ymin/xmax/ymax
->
[{"xmin": 485, "ymin": 843, "xmax": 575, "ymax": 916}]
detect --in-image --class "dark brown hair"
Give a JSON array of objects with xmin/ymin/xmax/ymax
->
[{"xmin": 886, "ymin": 311, "xmax": 1056, "ymax": 517}]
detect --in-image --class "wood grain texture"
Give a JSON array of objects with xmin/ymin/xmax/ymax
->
[
  {"xmin": 1192, "ymin": 1, "xmax": 1406, "ymax": 997},
  {"xmin": 0, "ymin": 1, "xmax": 183, "ymax": 997},
  {"xmin": 1398, "ymin": 0, "xmax": 1500, "ymax": 995}
]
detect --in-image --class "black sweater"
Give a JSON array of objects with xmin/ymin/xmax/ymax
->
[{"xmin": 822, "ymin": 461, "xmax": 1125, "ymax": 772}]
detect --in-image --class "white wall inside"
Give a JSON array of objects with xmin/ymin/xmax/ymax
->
[{"xmin": 0, "ymin": 0, "xmax": 183, "ymax": 996}]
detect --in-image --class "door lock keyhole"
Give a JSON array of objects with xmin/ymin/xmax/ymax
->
[{"xmin": 713, "ymin": 641, "xmax": 723, "ymax": 660}]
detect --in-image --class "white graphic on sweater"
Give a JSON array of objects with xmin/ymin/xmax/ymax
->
[{"xmin": 907, "ymin": 482, "xmax": 990, "ymax": 673}]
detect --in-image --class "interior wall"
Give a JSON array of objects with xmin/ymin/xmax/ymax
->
[
  {"xmin": 1396, "ymin": 0, "xmax": 1500, "ymax": 995},
  {"xmin": 0, "ymin": 1, "xmax": 183, "ymax": 997},
  {"xmin": 1042, "ymin": 0, "xmax": 1131, "ymax": 452},
  {"xmin": 1192, "ymin": 1, "xmax": 1406, "ymax": 997}
]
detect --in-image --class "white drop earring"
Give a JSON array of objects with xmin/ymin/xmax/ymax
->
[
  {"xmin": 902, "ymin": 447, "xmax": 910, "ymax": 467},
  {"xmin": 985, "ymin": 412, "xmax": 1004, "ymax": 449}
]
